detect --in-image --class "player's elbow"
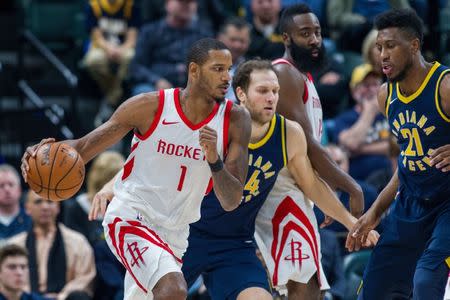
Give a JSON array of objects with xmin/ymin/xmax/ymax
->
[{"xmin": 219, "ymin": 189, "xmax": 243, "ymax": 211}]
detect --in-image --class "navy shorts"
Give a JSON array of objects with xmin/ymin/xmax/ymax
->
[
  {"xmin": 182, "ymin": 237, "xmax": 270, "ymax": 300},
  {"xmin": 358, "ymin": 190, "xmax": 450, "ymax": 300}
]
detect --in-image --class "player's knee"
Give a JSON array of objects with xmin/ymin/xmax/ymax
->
[
  {"xmin": 413, "ymin": 265, "xmax": 448, "ymax": 300},
  {"xmin": 153, "ymin": 280, "xmax": 187, "ymax": 300}
]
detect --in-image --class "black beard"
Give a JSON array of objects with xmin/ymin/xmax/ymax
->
[
  {"xmin": 214, "ymin": 96, "xmax": 225, "ymax": 103},
  {"xmin": 289, "ymin": 40, "xmax": 326, "ymax": 73},
  {"xmin": 389, "ymin": 59, "xmax": 413, "ymax": 83}
]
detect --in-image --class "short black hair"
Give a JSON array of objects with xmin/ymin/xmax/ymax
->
[
  {"xmin": 0, "ymin": 244, "xmax": 28, "ymax": 267},
  {"xmin": 279, "ymin": 3, "xmax": 312, "ymax": 34},
  {"xmin": 218, "ymin": 17, "xmax": 250, "ymax": 35},
  {"xmin": 233, "ymin": 59, "xmax": 275, "ymax": 97},
  {"xmin": 186, "ymin": 38, "xmax": 229, "ymax": 66},
  {"xmin": 374, "ymin": 9, "xmax": 424, "ymax": 46}
]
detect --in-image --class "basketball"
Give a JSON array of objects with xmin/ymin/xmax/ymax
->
[{"xmin": 26, "ymin": 142, "xmax": 85, "ymax": 201}]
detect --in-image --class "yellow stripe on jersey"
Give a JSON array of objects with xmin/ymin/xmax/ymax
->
[
  {"xmin": 124, "ymin": 0, "xmax": 133, "ymax": 19},
  {"xmin": 90, "ymin": 0, "xmax": 102, "ymax": 18},
  {"xmin": 357, "ymin": 280, "xmax": 363, "ymax": 295},
  {"xmin": 280, "ymin": 116, "xmax": 288, "ymax": 166},
  {"xmin": 397, "ymin": 62, "xmax": 440, "ymax": 104},
  {"xmin": 435, "ymin": 69, "xmax": 450, "ymax": 122},
  {"xmin": 446, "ymin": 256, "xmax": 450, "ymax": 268},
  {"xmin": 100, "ymin": 0, "xmax": 124, "ymax": 15},
  {"xmin": 249, "ymin": 115, "xmax": 276, "ymax": 150},
  {"xmin": 385, "ymin": 83, "xmax": 393, "ymax": 116}
]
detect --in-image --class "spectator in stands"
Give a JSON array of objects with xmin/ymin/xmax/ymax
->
[
  {"xmin": 246, "ymin": 0, "xmax": 284, "ymax": 59},
  {"xmin": 0, "ymin": 164, "xmax": 31, "ymax": 243},
  {"xmin": 362, "ymin": 29, "xmax": 383, "ymax": 76},
  {"xmin": 327, "ymin": 0, "xmax": 410, "ymax": 52},
  {"xmin": 63, "ymin": 151, "xmax": 124, "ymax": 245},
  {"xmin": 82, "ymin": 0, "xmax": 140, "ymax": 127},
  {"xmin": 0, "ymin": 244, "xmax": 48, "ymax": 300},
  {"xmin": 326, "ymin": 63, "xmax": 391, "ymax": 181},
  {"xmin": 314, "ymin": 144, "xmax": 378, "ymax": 233},
  {"xmin": 128, "ymin": 0, "xmax": 212, "ymax": 95},
  {"xmin": 8, "ymin": 191, "xmax": 96, "ymax": 300},
  {"xmin": 217, "ymin": 17, "xmax": 251, "ymax": 102}
]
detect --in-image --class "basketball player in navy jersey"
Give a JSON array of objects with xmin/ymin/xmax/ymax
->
[
  {"xmin": 346, "ymin": 9, "xmax": 450, "ymax": 300},
  {"xmin": 260, "ymin": 4, "xmax": 364, "ymax": 298},
  {"xmin": 21, "ymin": 38, "xmax": 251, "ymax": 300}
]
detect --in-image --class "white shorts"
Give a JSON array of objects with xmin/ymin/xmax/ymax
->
[
  {"xmin": 255, "ymin": 191, "xmax": 330, "ymax": 295},
  {"xmin": 103, "ymin": 198, "xmax": 187, "ymax": 300}
]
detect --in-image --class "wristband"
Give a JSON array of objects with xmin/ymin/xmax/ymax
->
[{"xmin": 208, "ymin": 157, "xmax": 223, "ymax": 172}]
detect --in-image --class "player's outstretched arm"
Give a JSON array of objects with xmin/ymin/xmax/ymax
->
[
  {"xmin": 202, "ymin": 104, "xmax": 251, "ymax": 211},
  {"xmin": 21, "ymin": 92, "xmax": 160, "ymax": 181},
  {"xmin": 286, "ymin": 120, "xmax": 356, "ymax": 230},
  {"xmin": 274, "ymin": 64, "xmax": 364, "ymax": 218}
]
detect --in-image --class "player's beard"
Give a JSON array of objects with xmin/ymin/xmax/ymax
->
[{"xmin": 289, "ymin": 39, "xmax": 326, "ymax": 73}]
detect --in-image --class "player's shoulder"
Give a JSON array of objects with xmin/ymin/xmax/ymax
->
[
  {"xmin": 439, "ymin": 69, "xmax": 450, "ymax": 97},
  {"xmin": 377, "ymin": 82, "xmax": 389, "ymax": 115},
  {"xmin": 273, "ymin": 61, "xmax": 304, "ymax": 83},
  {"xmin": 122, "ymin": 91, "xmax": 161, "ymax": 114},
  {"xmin": 285, "ymin": 118, "xmax": 305, "ymax": 140},
  {"xmin": 229, "ymin": 102, "xmax": 251, "ymax": 124}
]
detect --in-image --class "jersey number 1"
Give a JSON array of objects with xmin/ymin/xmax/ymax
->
[{"xmin": 177, "ymin": 165, "xmax": 187, "ymax": 191}]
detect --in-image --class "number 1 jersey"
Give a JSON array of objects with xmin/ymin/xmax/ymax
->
[{"xmin": 114, "ymin": 88, "xmax": 233, "ymax": 229}]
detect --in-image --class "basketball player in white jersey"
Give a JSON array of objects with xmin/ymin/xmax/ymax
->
[
  {"xmin": 21, "ymin": 38, "xmax": 251, "ymax": 300},
  {"xmin": 255, "ymin": 4, "xmax": 365, "ymax": 299}
]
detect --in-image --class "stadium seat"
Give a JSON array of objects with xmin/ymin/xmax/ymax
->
[{"xmin": 343, "ymin": 250, "xmax": 372, "ymax": 300}]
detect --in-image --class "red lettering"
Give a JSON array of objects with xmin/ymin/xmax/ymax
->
[
  {"xmin": 175, "ymin": 145, "xmax": 184, "ymax": 156},
  {"xmin": 167, "ymin": 143, "xmax": 175, "ymax": 155},
  {"xmin": 193, "ymin": 148, "xmax": 201, "ymax": 160},
  {"xmin": 157, "ymin": 139, "xmax": 166, "ymax": 153},
  {"xmin": 183, "ymin": 146, "xmax": 192, "ymax": 158}
]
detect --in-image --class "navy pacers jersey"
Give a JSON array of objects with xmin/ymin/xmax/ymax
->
[
  {"xmin": 190, "ymin": 114, "xmax": 288, "ymax": 240},
  {"xmin": 385, "ymin": 62, "xmax": 450, "ymax": 200}
]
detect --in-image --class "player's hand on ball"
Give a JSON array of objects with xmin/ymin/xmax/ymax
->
[
  {"xmin": 199, "ymin": 126, "xmax": 219, "ymax": 163},
  {"xmin": 89, "ymin": 189, "xmax": 114, "ymax": 221},
  {"xmin": 346, "ymin": 209, "xmax": 381, "ymax": 252},
  {"xmin": 430, "ymin": 144, "xmax": 450, "ymax": 172},
  {"xmin": 21, "ymin": 138, "xmax": 55, "ymax": 182}
]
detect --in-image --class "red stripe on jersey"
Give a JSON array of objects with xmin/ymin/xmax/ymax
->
[
  {"xmin": 174, "ymin": 88, "xmax": 220, "ymax": 130},
  {"xmin": 272, "ymin": 58, "xmax": 295, "ymax": 67},
  {"xmin": 122, "ymin": 157, "xmax": 135, "ymax": 180},
  {"xmin": 130, "ymin": 141, "xmax": 140, "ymax": 153},
  {"xmin": 223, "ymin": 100, "xmax": 233, "ymax": 156},
  {"xmin": 306, "ymin": 72, "xmax": 314, "ymax": 82},
  {"xmin": 271, "ymin": 196, "xmax": 321, "ymax": 286},
  {"xmin": 303, "ymin": 81, "xmax": 309, "ymax": 104},
  {"xmin": 134, "ymin": 89, "xmax": 165, "ymax": 140}
]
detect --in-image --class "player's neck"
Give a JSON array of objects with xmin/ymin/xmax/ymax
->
[
  {"xmin": 179, "ymin": 87, "xmax": 217, "ymax": 124},
  {"xmin": 250, "ymin": 120, "xmax": 271, "ymax": 144},
  {"xmin": 397, "ymin": 56, "xmax": 432, "ymax": 97}
]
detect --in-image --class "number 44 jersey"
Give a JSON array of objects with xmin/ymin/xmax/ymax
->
[{"xmin": 114, "ymin": 88, "xmax": 233, "ymax": 229}]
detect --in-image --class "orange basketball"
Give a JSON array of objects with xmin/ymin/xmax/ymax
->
[{"xmin": 26, "ymin": 142, "xmax": 85, "ymax": 201}]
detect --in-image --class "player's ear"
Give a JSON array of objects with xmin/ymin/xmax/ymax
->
[
  {"xmin": 282, "ymin": 32, "xmax": 291, "ymax": 46},
  {"xmin": 235, "ymin": 86, "xmax": 247, "ymax": 104},
  {"xmin": 410, "ymin": 38, "xmax": 420, "ymax": 55},
  {"xmin": 189, "ymin": 62, "xmax": 200, "ymax": 79}
]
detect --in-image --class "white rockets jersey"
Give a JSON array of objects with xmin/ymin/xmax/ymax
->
[
  {"xmin": 272, "ymin": 58, "xmax": 323, "ymax": 141},
  {"xmin": 114, "ymin": 88, "xmax": 233, "ymax": 229}
]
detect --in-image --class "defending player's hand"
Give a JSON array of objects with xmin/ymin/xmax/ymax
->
[
  {"xmin": 199, "ymin": 126, "xmax": 219, "ymax": 163},
  {"xmin": 89, "ymin": 189, "xmax": 114, "ymax": 221},
  {"xmin": 346, "ymin": 208, "xmax": 381, "ymax": 252},
  {"xmin": 430, "ymin": 145, "xmax": 450, "ymax": 172},
  {"xmin": 363, "ymin": 230, "xmax": 380, "ymax": 248},
  {"xmin": 20, "ymin": 138, "xmax": 55, "ymax": 182}
]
